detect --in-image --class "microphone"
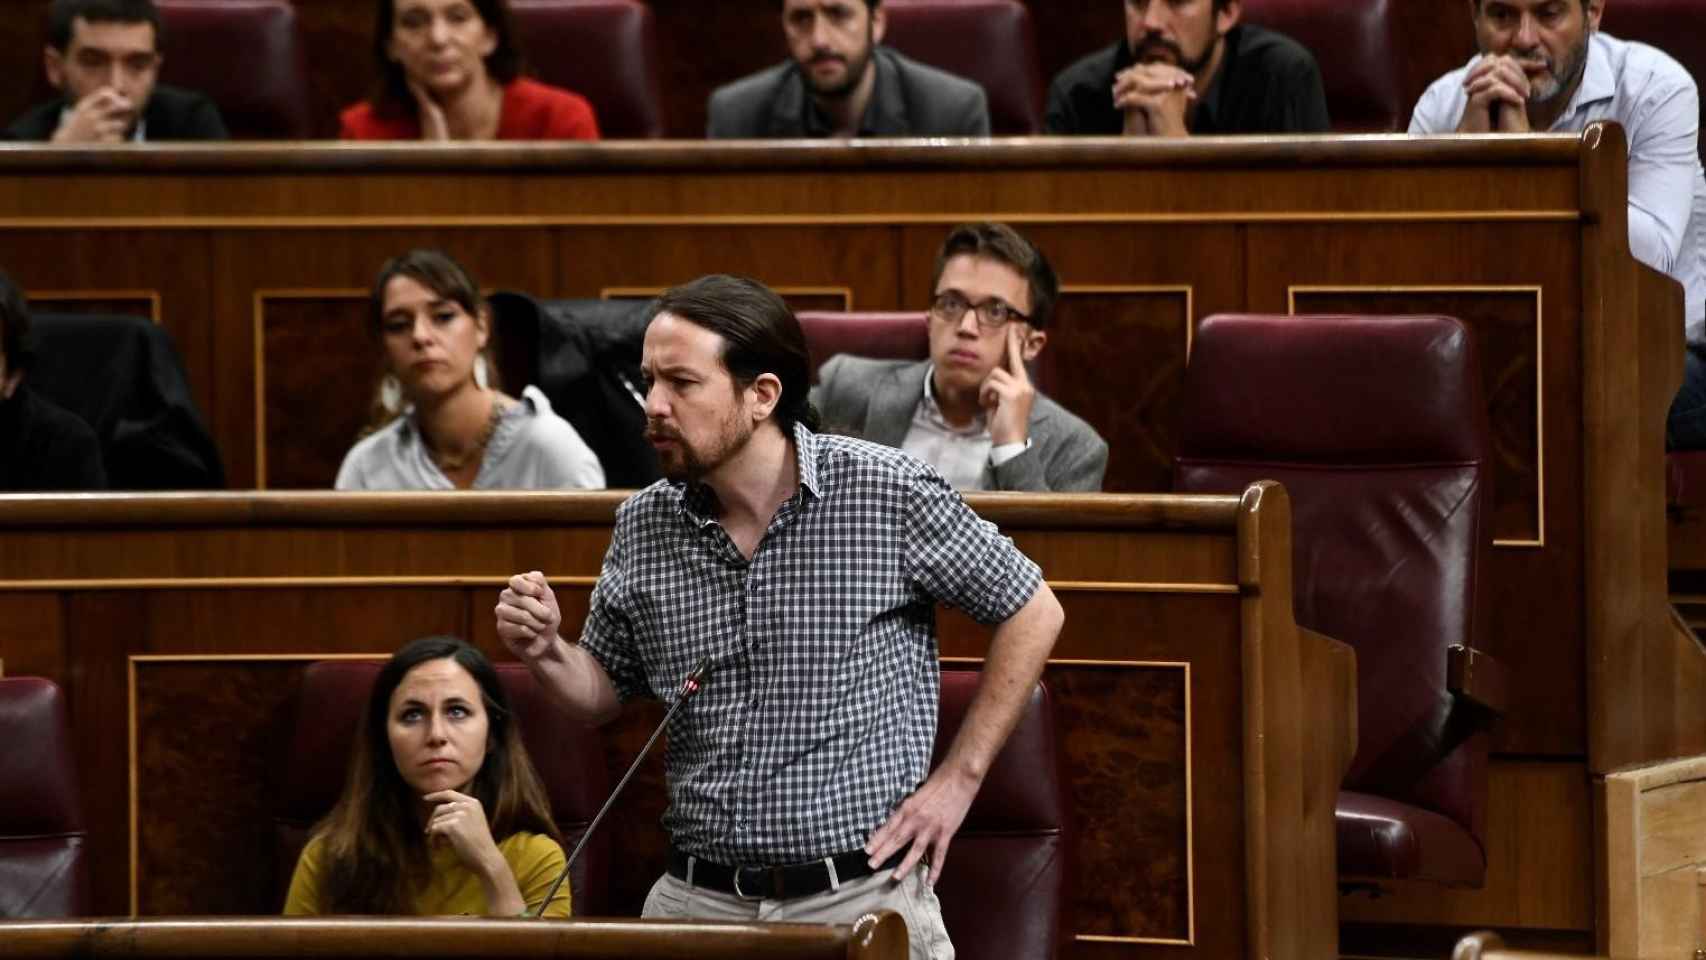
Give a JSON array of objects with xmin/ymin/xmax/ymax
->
[{"xmin": 532, "ymin": 655, "xmax": 713, "ymax": 917}]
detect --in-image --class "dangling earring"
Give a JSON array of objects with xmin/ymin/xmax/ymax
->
[
  {"xmin": 380, "ymin": 374, "xmax": 403, "ymax": 413},
  {"xmin": 474, "ymin": 353, "xmax": 490, "ymax": 391}
]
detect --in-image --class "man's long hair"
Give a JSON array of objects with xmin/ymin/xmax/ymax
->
[
  {"xmin": 308, "ymin": 636, "xmax": 560, "ymax": 914},
  {"xmin": 647, "ymin": 275, "xmax": 822, "ymax": 436}
]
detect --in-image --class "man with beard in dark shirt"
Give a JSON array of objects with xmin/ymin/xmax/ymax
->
[{"xmin": 1046, "ymin": 0, "xmax": 1329, "ymax": 136}]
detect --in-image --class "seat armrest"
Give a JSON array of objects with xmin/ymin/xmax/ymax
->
[{"xmin": 1447, "ymin": 644, "xmax": 1508, "ymax": 717}]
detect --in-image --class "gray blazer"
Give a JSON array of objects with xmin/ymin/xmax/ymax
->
[
  {"xmin": 811, "ymin": 356, "xmax": 1108, "ymax": 492},
  {"xmin": 707, "ymin": 46, "xmax": 990, "ymax": 138}
]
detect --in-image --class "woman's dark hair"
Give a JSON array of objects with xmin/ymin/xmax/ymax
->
[
  {"xmin": 646, "ymin": 274, "xmax": 821, "ymax": 436},
  {"xmin": 363, "ymin": 248, "xmax": 501, "ymax": 433},
  {"xmin": 0, "ymin": 270, "xmax": 33, "ymax": 376},
  {"xmin": 370, "ymin": 0, "xmax": 524, "ymax": 118},
  {"xmin": 310, "ymin": 636, "xmax": 560, "ymax": 914}
]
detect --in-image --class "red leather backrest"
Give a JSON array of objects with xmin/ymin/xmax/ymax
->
[
  {"xmin": 272, "ymin": 660, "xmax": 611, "ymax": 915},
  {"xmin": 155, "ymin": 0, "xmax": 311, "ymax": 138},
  {"xmin": 0, "ymin": 677, "xmax": 88, "ymax": 918},
  {"xmin": 797, "ymin": 311, "xmax": 931, "ymax": 381},
  {"xmin": 1240, "ymin": 0, "xmax": 1402, "ymax": 131},
  {"xmin": 510, "ymin": 0, "xmax": 665, "ymax": 139},
  {"xmin": 1600, "ymin": 0, "xmax": 1706, "ymax": 161},
  {"xmin": 882, "ymin": 0, "xmax": 1045, "ymax": 134},
  {"xmin": 1174, "ymin": 314, "xmax": 1490, "ymax": 842},
  {"xmin": 932, "ymin": 671, "xmax": 1067, "ymax": 959}
]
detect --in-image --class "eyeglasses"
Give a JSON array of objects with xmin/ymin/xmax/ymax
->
[{"xmin": 928, "ymin": 292, "xmax": 1030, "ymax": 330}]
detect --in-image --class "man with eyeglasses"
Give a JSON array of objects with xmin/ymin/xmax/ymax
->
[
  {"xmin": 6, "ymin": 0, "xmax": 227, "ymax": 143},
  {"xmin": 813, "ymin": 223, "xmax": 1108, "ymax": 492}
]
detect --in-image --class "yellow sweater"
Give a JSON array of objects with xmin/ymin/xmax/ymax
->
[{"xmin": 283, "ymin": 831, "xmax": 571, "ymax": 918}]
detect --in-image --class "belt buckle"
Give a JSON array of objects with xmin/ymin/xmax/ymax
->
[{"xmin": 731, "ymin": 865, "xmax": 765, "ymax": 901}]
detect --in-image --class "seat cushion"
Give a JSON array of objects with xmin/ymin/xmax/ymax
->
[
  {"xmin": 510, "ymin": 0, "xmax": 665, "ymax": 138},
  {"xmin": 882, "ymin": 0, "xmax": 1045, "ymax": 134},
  {"xmin": 1337, "ymin": 791, "xmax": 1487, "ymax": 886}
]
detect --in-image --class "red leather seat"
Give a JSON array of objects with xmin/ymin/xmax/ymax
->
[
  {"xmin": 1600, "ymin": 0, "xmax": 1706, "ymax": 162},
  {"xmin": 796, "ymin": 311, "xmax": 930, "ymax": 380},
  {"xmin": 155, "ymin": 0, "xmax": 311, "ymax": 138},
  {"xmin": 933, "ymin": 670, "xmax": 1067, "ymax": 959},
  {"xmin": 273, "ymin": 659, "xmax": 612, "ymax": 915},
  {"xmin": 1240, "ymin": 0, "xmax": 1402, "ymax": 131},
  {"xmin": 0, "ymin": 677, "xmax": 88, "ymax": 918},
  {"xmin": 1668, "ymin": 451, "xmax": 1706, "ymax": 506},
  {"xmin": 1175, "ymin": 314, "xmax": 1503, "ymax": 887},
  {"xmin": 881, "ymin": 0, "xmax": 1045, "ymax": 134},
  {"xmin": 510, "ymin": 0, "xmax": 665, "ymax": 139}
]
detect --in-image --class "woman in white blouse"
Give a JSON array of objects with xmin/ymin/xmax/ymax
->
[{"xmin": 335, "ymin": 249, "xmax": 604, "ymax": 490}]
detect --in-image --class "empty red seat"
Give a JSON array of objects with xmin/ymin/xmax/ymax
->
[
  {"xmin": 0, "ymin": 677, "xmax": 88, "ymax": 918},
  {"xmin": 510, "ymin": 0, "xmax": 665, "ymax": 139},
  {"xmin": 155, "ymin": 0, "xmax": 310, "ymax": 138},
  {"xmin": 796, "ymin": 311, "xmax": 930, "ymax": 379},
  {"xmin": 1240, "ymin": 0, "xmax": 1403, "ymax": 131},
  {"xmin": 1176, "ymin": 314, "xmax": 1506, "ymax": 887},
  {"xmin": 933, "ymin": 670, "xmax": 1067, "ymax": 958},
  {"xmin": 882, "ymin": 0, "xmax": 1045, "ymax": 135}
]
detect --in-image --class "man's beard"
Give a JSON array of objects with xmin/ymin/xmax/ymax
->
[
  {"xmin": 1513, "ymin": 35, "xmax": 1589, "ymax": 104},
  {"xmin": 1131, "ymin": 32, "xmax": 1218, "ymax": 76},
  {"xmin": 647, "ymin": 409, "xmax": 754, "ymax": 483},
  {"xmin": 802, "ymin": 34, "xmax": 875, "ymax": 99}
]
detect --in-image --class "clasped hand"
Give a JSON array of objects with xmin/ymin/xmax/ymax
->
[
  {"xmin": 1113, "ymin": 63, "xmax": 1195, "ymax": 137},
  {"xmin": 1457, "ymin": 54, "xmax": 1533, "ymax": 133}
]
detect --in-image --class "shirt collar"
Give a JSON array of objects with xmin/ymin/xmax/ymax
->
[
  {"xmin": 1552, "ymin": 32, "xmax": 1615, "ymax": 128},
  {"xmin": 918, "ymin": 364, "xmax": 987, "ymax": 435},
  {"xmin": 676, "ymin": 420, "xmax": 824, "ymax": 525}
]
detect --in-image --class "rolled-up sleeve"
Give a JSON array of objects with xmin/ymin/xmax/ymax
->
[{"xmin": 1625, "ymin": 75, "xmax": 1700, "ymax": 275}]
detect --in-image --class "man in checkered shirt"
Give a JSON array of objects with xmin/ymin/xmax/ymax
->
[{"xmin": 497, "ymin": 274, "xmax": 1063, "ymax": 958}]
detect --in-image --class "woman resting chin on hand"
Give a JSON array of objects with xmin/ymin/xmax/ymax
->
[{"xmin": 283, "ymin": 636, "xmax": 571, "ymax": 917}]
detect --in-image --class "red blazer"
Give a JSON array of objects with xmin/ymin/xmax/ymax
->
[{"xmin": 339, "ymin": 77, "xmax": 601, "ymax": 141}]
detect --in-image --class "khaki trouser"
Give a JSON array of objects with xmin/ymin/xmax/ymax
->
[{"xmin": 641, "ymin": 861, "xmax": 954, "ymax": 960}]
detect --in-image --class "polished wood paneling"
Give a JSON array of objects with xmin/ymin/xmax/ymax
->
[
  {"xmin": 1596, "ymin": 755, "xmax": 1706, "ymax": 960},
  {"xmin": 1339, "ymin": 760, "xmax": 1595, "ymax": 931},
  {"xmin": 27, "ymin": 292, "xmax": 160, "ymax": 324},
  {"xmin": 259, "ymin": 293, "xmax": 372, "ymax": 490},
  {"xmin": 0, "ymin": 913, "xmax": 911, "ymax": 960},
  {"xmin": 0, "ymin": 592, "xmax": 64, "ymax": 684}
]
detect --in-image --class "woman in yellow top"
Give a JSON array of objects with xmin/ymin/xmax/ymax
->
[{"xmin": 284, "ymin": 635, "xmax": 571, "ymax": 917}]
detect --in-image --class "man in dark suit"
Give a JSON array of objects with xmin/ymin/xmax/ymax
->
[
  {"xmin": 812, "ymin": 223, "xmax": 1108, "ymax": 492},
  {"xmin": 7, "ymin": 0, "xmax": 226, "ymax": 142},
  {"xmin": 707, "ymin": 0, "xmax": 988, "ymax": 138}
]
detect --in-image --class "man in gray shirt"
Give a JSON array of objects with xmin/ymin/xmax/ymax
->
[
  {"xmin": 1409, "ymin": 0, "xmax": 1705, "ymax": 446},
  {"xmin": 707, "ymin": 0, "xmax": 989, "ymax": 138}
]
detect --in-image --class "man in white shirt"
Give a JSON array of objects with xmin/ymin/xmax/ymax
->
[
  {"xmin": 812, "ymin": 223, "xmax": 1108, "ymax": 491},
  {"xmin": 1409, "ymin": 0, "xmax": 1706, "ymax": 446}
]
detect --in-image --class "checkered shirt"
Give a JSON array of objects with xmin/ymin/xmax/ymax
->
[{"xmin": 577, "ymin": 423, "xmax": 1042, "ymax": 865}]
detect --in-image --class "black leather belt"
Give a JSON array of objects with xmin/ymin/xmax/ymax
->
[{"xmin": 667, "ymin": 846, "xmax": 904, "ymax": 901}]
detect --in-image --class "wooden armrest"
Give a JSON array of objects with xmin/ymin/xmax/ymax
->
[
  {"xmin": 1302, "ymin": 626, "xmax": 1358, "ymax": 777},
  {"xmin": 1448, "ymin": 644, "xmax": 1509, "ymax": 717}
]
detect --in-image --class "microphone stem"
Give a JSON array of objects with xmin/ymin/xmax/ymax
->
[{"xmin": 532, "ymin": 691, "xmax": 692, "ymax": 918}]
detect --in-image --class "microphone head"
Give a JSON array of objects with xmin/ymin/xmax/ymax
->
[{"xmin": 680, "ymin": 656, "xmax": 713, "ymax": 699}]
